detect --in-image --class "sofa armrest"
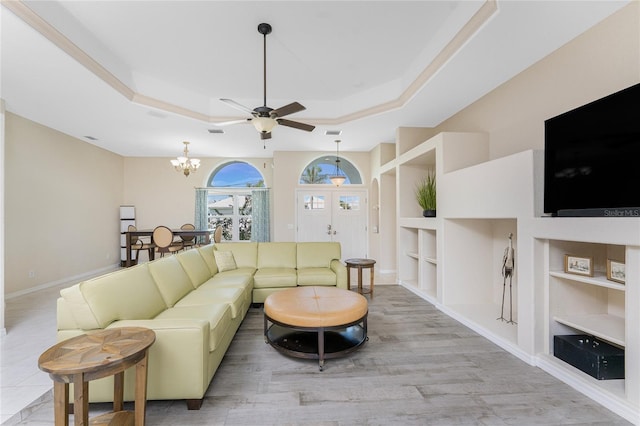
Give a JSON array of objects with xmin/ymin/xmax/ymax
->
[
  {"xmin": 102, "ymin": 319, "xmax": 211, "ymax": 400},
  {"xmin": 331, "ymin": 259, "xmax": 348, "ymax": 289}
]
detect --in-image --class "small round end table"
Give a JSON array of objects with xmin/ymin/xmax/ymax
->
[
  {"xmin": 38, "ymin": 327, "xmax": 156, "ymax": 426},
  {"xmin": 345, "ymin": 258, "xmax": 376, "ymax": 297}
]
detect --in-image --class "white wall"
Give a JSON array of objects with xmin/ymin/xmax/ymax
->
[{"xmin": 1, "ymin": 100, "xmax": 6, "ymax": 334}]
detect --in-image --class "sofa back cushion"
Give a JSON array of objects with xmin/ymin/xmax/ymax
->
[
  {"xmin": 148, "ymin": 256, "xmax": 194, "ymax": 307},
  {"xmin": 215, "ymin": 242, "xmax": 258, "ymax": 269},
  {"xmin": 296, "ymin": 242, "xmax": 341, "ymax": 269},
  {"xmin": 176, "ymin": 249, "xmax": 213, "ymax": 288},
  {"xmin": 258, "ymin": 242, "xmax": 297, "ymax": 269},
  {"xmin": 197, "ymin": 244, "xmax": 219, "ymax": 275},
  {"xmin": 71, "ymin": 264, "xmax": 167, "ymax": 329}
]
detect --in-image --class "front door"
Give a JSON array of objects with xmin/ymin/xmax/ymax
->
[{"xmin": 296, "ymin": 189, "xmax": 367, "ymax": 260}]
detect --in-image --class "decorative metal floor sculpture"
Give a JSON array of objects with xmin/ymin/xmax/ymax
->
[{"xmin": 498, "ymin": 233, "xmax": 516, "ymax": 324}]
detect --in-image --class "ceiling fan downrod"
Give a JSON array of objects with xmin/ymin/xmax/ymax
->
[{"xmin": 258, "ymin": 23, "xmax": 272, "ymax": 109}]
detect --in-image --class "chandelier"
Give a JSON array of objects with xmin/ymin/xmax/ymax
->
[
  {"xmin": 170, "ymin": 141, "xmax": 200, "ymax": 177},
  {"xmin": 329, "ymin": 140, "xmax": 346, "ymax": 187}
]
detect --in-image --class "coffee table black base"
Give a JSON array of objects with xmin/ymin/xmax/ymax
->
[{"xmin": 264, "ymin": 315, "xmax": 367, "ymax": 371}]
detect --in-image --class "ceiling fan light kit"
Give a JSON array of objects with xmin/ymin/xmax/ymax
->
[
  {"xmin": 253, "ymin": 116, "xmax": 277, "ymax": 133},
  {"xmin": 217, "ymin": 23, "xmax": 315, "ymax": 146}
]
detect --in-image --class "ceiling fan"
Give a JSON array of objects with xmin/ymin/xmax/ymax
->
[{"xmin": 215, "ymin": 23, "xmax": 315, "ymax": 145}]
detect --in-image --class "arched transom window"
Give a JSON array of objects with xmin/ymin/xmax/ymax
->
[{"xmin": 300, "ymin": 156, "xmax": 362, "ymax": 185}]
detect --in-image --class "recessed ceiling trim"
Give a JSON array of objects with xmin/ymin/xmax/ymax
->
[
  {"xmin": 3, "ymin": 0, "xmax": 135, "ymax": 101},
  {"xmin": 6, "ymin": 0, "xmax": 497, "ymax": 127}
]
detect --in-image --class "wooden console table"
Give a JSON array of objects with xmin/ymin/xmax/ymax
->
[{"xmin": 38, "ymin": 327, "xmax": 156, "ymax": 426}]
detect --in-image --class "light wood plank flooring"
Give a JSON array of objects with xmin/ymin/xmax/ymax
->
[{"xmin": 12, "ymin": 284, "xmax": 631, "ymax": 425}]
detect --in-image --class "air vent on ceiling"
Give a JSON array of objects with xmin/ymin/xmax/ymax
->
[
  {"xmin": 84, "ymin": 136, "xmax": 98, "ymax": 141},
  {"xmin": 208, "ymin": 129, "xmax": 224, "ymax": 134},
  {"xmin": 325, "ymin": 130, "xmax": 342, "ymax": 136}
]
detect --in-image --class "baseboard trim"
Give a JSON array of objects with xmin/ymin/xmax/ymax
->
[
  {"xmin": 5, "ymin": 263, "xmax": 120, "ymax": 300},
  {"xmin": 536, "ymin": 354, "xmax": 639, "ymax": 425}
]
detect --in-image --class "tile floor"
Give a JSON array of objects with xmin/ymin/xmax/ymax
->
[{"xmin": 1, "ymin": 282, "xmax": 68, "ymax": 425}]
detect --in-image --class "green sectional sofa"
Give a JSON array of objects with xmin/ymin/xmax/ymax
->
[{"xmin": 56, "ymin": 241, "xmax": 346, "ymax": 409}]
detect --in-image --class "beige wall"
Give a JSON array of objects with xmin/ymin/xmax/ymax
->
[
  {"xmin": 433, "ymin": 2, "xmax": 640, "ymax": 159},
  {"xmin": 122, "ymin": 157, "xmax": 274, "ymax": 230},
  {"xmin": 4, "ymin": 113, "xmax": 124, "ymax": 295}
]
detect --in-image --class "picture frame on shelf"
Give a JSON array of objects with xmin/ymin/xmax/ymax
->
[
  {"xmin": 606, "ymin": 259, "xmax": 625, "ymax": 284},
  {"xmin": 564, "ymin": 254, "xmax": 593, "ymax": 277}
]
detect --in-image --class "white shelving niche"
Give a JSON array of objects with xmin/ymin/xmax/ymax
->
[
  {"xmin": 534, "ymin": 218, "xmax": 640, "ymax": 423},
  {"xmin": 441, "ymin": 218, "xmax": 519, "ymax": 350},
  {"xmin": 549, "ymin": 240, "xmax": 625, "ymax": 347},
  {"xmin": 394, "ymin": 131, "xmax": 490, "ymax": 306}
]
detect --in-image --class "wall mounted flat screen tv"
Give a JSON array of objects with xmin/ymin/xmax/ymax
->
[{"xmin": 544, "ymin": 82, "xmax": 640, "ymax": 217}]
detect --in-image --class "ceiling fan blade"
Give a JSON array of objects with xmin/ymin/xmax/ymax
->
[
  {"xmin": 277, "ymin": 118, "xmax": 315, "ymax": 132},
  {"xmin": 271, "ymin": 102, "xmax": 306, "ymax": 118},
  {"xmin": 260, "ymin": 131, "xmax": 272, "ymax": 140},
  {"xmin": 220, "ymin": 98, "xmax": 255, "ymax": 115},
  {"xmin": 212, "ymin": 118, "xmax": 251, "ymax": 127}
]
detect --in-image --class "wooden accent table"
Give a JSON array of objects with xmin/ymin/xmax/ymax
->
[
  {"xmin": 38, "ymin": 327, "xmax": 156, "ymax": 426},
  {"xmin": 264, "ymin": 286, "xmax": 368, "ymax": 371},
  {"xmin": 345, "ymin": 258, "xmax": 376, "ymax": 296}
]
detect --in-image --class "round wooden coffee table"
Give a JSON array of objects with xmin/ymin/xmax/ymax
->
[
  {"xmin": 38, "ymin": 327, "xmax": 156, "ymax": 426},
  {"xmin": 264, "ymin": 286, "xmax": 368, "ymax": 371}
]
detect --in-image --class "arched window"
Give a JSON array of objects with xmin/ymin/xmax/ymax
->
[
  {"xmin": 208, "ymin": 161, "xmax": 264, "ymax": 187},
  {"xmin": 204, "ymin": 161, "xmax": 267, "ymax": 242},
  {"xmin": 300, "ymin": 156, "xmax": 362, "ymax": 185}
]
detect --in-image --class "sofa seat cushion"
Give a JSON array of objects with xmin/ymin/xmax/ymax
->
[
  {"xmin": 297, "ymin": 268, "xmax": 337, "ymax": 286},
  {"xmin": 176, "ymin": 287, "xmax": 246, "ymax": 319},
  {"xmin": 154, "ymin": 303, "xmax": 231, "ymax": 352},
  {"xmin": 199, "ymin": 278, "xmax": 253, "ymax": 308},
  {"xmin": 213, "ymin": 267, "xmax": 256, "ymax": 279},
  {"xmin": 253, "ymin": 268, "xmax": 297, "ymax": 288}
]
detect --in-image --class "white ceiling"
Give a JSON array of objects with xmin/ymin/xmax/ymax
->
[{"xmin": 0, "ymin": 0, "xmax": 630, "ymax": 158}]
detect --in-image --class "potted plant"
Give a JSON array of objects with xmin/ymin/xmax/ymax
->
[{"xmin": 415, "ymin": 172, "xmax": 436, "ymax": 217}]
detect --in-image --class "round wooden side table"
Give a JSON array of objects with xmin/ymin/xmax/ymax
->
[
  {"xmin": 38, "ymin": 327, "xmax": 156, "ymax": 426},
  {"xmin": 345, "ymin": 258, "xmax": 376, "ymax": 296}
]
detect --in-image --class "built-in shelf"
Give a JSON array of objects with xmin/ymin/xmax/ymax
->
[
  {"xmin": 406, "ymin": 251, "xmax": 419, "ymax": 260},
  {"xmin": 424, "ymin": 257, "xmax": 437, "ymax": 265},
  {"xmin": 553, "ymin": 314, "xmax": 625, "ymax": 347},
  {"xmin": 549, "ymin": 271, "xmax": 626, "ymax": 291}
]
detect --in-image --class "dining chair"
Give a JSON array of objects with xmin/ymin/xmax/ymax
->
[
  {"xmin": 154, "ymin": 225, "xmax": 183, "ymax": 257},
  {"xmin": 128, "ymin": 225, "xmax": 155, "ymax": 265},
  {"xmin": 213, "ymin": 225, "xmax": 223, "ymax": 243},
  {"xmin": 178, "ymin": 223, "xmax": 197, "ymax": 249}
]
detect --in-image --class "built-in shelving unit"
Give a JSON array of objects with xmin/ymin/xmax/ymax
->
[
  {"xmin": 533, "ymin": 229, "xmax": 640, "ymax": 420},
  {"xmin": 376, "ymin": 127, "xmax": 640, "ymax": 423}
]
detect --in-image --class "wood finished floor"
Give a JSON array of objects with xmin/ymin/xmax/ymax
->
[{"xmin": 18, "ymin": 285, "xmax": 630, "ymax": 425}]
